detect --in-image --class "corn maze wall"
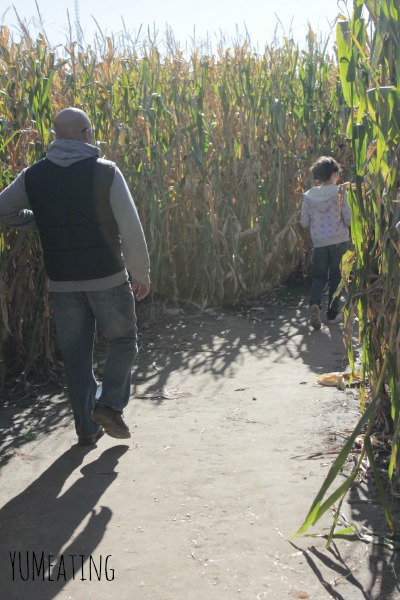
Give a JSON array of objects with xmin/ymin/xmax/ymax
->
[{"xmin": 0, "ymin": 22, "xmax": 349, "ymax": 378}]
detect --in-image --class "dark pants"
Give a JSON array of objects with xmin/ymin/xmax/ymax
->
[{"xmin": 310, "ymin": 242, "xmax": 349, "ymax": 319}]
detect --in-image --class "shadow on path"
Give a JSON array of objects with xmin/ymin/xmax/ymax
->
[
  {"xmin": 0, "ymin": 285, "xmax": 345, "ymax": 463},
  {"xmin": 134, "ymin": 287, "xmax": 348, "ymax": 399},
  {"xmin": 0, "ymin": 443, "xmax": 128, "ymax": 600},
  {"xmin": 2, "ymin": 284, "xmax": 396, "ymax": 599},
  {"xmin": 291, "ymin": 539, "xmax": 400, "ymax": 600}
]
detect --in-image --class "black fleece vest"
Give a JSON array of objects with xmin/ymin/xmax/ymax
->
[{"xmin": 25, "ymin": 157, "xmax": 125, "ymax": 281}]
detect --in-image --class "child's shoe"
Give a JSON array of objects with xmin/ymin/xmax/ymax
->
[
  {"xmin": 310, "ymin": 305, "xmax": 321, "ymax": 330},
  {"xmin": 326, "ymin": 313, "xmax": 343, "ymax": 324}
]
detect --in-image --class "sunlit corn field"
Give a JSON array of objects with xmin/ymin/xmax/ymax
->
[{"xmin": 0, "ymin": 18, "xmax": 349, "ymax": 378}]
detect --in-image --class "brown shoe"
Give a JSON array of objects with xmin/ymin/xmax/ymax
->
[
  {"xmin": 78, "ymin": 427, "xmax": 105, "ymax": 446},
  {"xmin": 91, "ymin": 405, "xmax": 131, "ymax": 439}
]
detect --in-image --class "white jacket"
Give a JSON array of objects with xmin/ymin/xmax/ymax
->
[{"xmin": 300, "ymin": 184, "xmax": 351, "ymax": 248}]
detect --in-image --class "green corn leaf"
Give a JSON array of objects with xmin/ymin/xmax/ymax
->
[
  {"xmin": 292, "ymin": 394, "xmax": 379, "ymax": 538},
  {"xmin": 337, "ymin": 21, "xmax": 360, "ymax": 108}
]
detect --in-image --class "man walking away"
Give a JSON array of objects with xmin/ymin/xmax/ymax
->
[{"xmin": 0, "ymin": 107, "xmax": 150, "ymax": 445}]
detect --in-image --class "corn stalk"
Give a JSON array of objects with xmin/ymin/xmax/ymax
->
[
  {"xmin": 0, "ymin": 23, "xmax": 346, "ymax": 379},
  {"xmin": 295, "ymin": 0, "xmax": 400, "ymax": 541}
]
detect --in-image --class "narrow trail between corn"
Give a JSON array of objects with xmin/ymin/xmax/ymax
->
[{"xmin": 1, "ymin": 286, "xmax": 399, "ymax": 600}]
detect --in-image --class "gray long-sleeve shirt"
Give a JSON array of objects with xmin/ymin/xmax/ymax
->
[{"xmin": 0, "ymin": 140, "xmax": 150, "ymax": 292}]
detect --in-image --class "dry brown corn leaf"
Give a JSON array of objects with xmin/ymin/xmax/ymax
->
[{"xmin": 316, "ymin": 371, "xmax": 362, "ymax": 388}]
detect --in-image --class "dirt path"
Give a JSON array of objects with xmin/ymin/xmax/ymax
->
[{"xmin": 0, "ymin": 287, "xmax": 399, "ymax": 600}]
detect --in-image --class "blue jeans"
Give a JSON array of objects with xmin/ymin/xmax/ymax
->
[
  {"xmin": 51, "ymin": 282, "xmax": 137, "ymax": 438},
  {"xmin": 310, "ymin": 242, "xmax": 349, "ymax": 319}
]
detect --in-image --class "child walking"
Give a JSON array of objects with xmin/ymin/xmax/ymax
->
[{"xmin": 300, "ymin": 156, "xmax": 351, "ymax": 330}]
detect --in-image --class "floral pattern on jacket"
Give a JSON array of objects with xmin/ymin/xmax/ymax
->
[{"xmin": 300, "ymin": 184, "xmax": 351, "ymax": 248}]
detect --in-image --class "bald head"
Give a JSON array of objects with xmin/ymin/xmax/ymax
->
[{"xmin": 54, "ymin": 108, "xmax": 92, "ymax": 141}]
